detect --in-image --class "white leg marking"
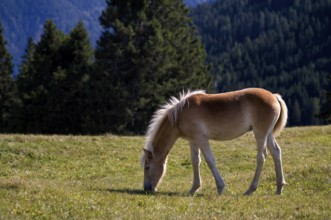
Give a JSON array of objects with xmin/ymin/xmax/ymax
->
[{"xmin": 189, "ymin": 142, "xmax": 201, "ymax": 194}]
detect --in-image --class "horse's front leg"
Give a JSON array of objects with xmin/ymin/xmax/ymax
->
[
  {"xmin": 189, "ymin": 143, "xmax": 201, "ymax": 194},
  {"xmin": 196, "ymin": 139, "xmax": 225, "ymax": 195}
]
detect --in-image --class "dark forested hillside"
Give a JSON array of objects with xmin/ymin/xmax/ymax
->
[{"xmin": 191, "ymin": 0, "xmax": 331, "ymax": 126}]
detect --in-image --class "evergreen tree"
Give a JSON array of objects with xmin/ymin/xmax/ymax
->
[
  {"xmin": 319, "ymin": 75, "xmax": 331, "ymax": 123},
  {"xmin": 19, "ymin": 38, "xmax": 36, "ymax": 81},
  {"xmin": 17, "ymin": 20, "xmax": 94, "ymax": 134},
  {"xmin": 0, "ymin": 22, "xmax": 17, "ymax": 132},
  {"xmin": 17, "ymin": 20, "xmax": 66, "ymax": 133},
  {"xmin": 92, "ymin": 0, "xmax": 211, "ymax": 134},
  {"xmin": 15, "ymin": 38, "xmax": 35, "ymax": 132},
  {"xmin": 52, "ymin": 21, "xmax": 93, "ymax": 134}
]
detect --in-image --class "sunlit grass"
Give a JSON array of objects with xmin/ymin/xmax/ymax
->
[{"xmin": 0, "ymin": 126, "xmax": 330, "ymax": 219}]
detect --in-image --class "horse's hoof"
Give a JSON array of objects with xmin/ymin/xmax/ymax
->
[
  {"xmin": 244, "ymin": 188, "xmax": 256, "ymax": 196},
  {"xmin": 217, "ymin": 187, "xmax": 225, "ymax": 195},
  {"xmin": 244, "ymin": 190, "xmax": 251, "ymax": 196},
  {"xmin": 276, "ymin": 182, "xmax": 286, "ymax": 195},
  {"xmin": 188, "ymin": 190, "xmax": 196, "ymax": 196},
  {"xmin": 189, "ymin": 185, "xmax": 200, "ymax": 195},
  {"xmin": 275, "ymin": 187, "xmax": 283, "ymax": 195}
]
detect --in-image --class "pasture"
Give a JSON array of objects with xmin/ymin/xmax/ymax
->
[{"xmin": 0, "ymin": 126, "xmax": 330, "ymax": 219}]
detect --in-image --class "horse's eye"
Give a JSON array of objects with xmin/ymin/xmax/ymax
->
[{"xmin": 145, "ymin": 166, "xmax": 150, "ymax": 171}]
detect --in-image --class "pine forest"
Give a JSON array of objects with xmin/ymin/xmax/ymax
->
[
  {"xmin": 191, "ymin": 0, "xmax": 331, "ymax": 126},
  {"xmin": 0, "ymin": 0, "xmax": 330, "ymax": 134}
]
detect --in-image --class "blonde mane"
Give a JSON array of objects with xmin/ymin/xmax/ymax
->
[{"xmin": 141, "ymin": 90, "xmax": 205, "ymax": 164}]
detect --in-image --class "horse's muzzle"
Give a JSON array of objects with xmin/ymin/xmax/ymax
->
[{"xmin": 144, "ymin": 183, "xmax": 155, "ymax": 193}]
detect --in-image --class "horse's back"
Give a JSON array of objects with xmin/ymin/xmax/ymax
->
[{"xmin": 177, "ymin": 88, "xmax": 280, "ymax": 141}]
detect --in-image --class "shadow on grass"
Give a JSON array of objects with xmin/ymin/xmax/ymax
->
[{"xmin": 98, "ymin": 188, "xmax": 204, "ymax": 197}]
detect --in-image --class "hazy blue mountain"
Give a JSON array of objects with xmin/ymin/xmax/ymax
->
[{"xmin": 184, "ymin": 0, "xmax": 214, "ymax": 7}]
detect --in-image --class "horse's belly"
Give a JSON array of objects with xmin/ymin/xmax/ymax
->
[
  {"xmin": 205, "ymin": 117, "xmax": 252, "ymax": 141},
  {"xmin": 208, "ymin": 126, "xmax": 251, "ymax": 141},
  {"xmin": 178, "ymin": 102, "xmax": 252, "ymax": 141}
]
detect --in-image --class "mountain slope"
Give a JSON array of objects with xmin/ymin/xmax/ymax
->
[
  {"xmin": 184, "ymin": 0, "xmax": 214, "ymax": 7},
  {"xmin": 191, "ymin": 0, "xmax": 331, "ymax": 126}
]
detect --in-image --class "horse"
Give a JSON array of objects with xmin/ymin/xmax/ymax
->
[{"xmin": 141, "ymin": 88, "xmax": 288, "ymax": 195}]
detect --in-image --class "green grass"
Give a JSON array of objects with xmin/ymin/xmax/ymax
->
[{"xmin": 0, "ymin": 126, "xmax": 330, "ymax": 219}]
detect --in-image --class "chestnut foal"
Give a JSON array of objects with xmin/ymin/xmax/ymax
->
[{"xmin": 141, "ymin": 88, "xmax": 287, "ymax": 195}]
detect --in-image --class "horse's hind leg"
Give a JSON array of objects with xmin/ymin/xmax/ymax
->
[
  {"xmin": 267, "ymin": 134, "xmax": 286, "ymax": 195},
  {"xmin": 189, "ymin": 142, "xmax": 201, "ymax": 194},
  {"xmin": 245, "ymin": 133, "xmax": 267, "ymax": 195}
]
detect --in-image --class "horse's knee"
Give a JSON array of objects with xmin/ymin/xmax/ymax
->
[
  {"xmin": 256, "ymin": 152, "xmax": 266, "ymax": 164},
  {"xmin": 263, "ymin": 148, "xmax": 268, "ymax": 159}
]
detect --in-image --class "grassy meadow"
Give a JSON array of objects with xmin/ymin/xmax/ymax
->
[{"xmin": 0, "ymin": 126, "xmax": 330, "ymax": 219}]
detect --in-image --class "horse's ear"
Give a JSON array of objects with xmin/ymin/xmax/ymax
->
[{"xmin": 143, "ymin": 149, "xmax": 154, "ymax": 159}]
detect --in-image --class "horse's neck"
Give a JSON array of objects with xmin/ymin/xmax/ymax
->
[{"xmin": 151, "ymin": 118, "xmax": 178, "ymax": 162}]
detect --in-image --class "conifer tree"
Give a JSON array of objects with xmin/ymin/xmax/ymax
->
[
  {"xmin": 93, "ymin": 0, "xmax": 211, "ymax": 134},
  {"xmin": 15, "ymin": 38, "xmax": 35, "ymax": 132},
  {"xmin": 19, "ymin": 38, "xmax": 35, "ymax": 81},
  {"xmin": 51, "ymin": 21, "xmax": 93, "ymax": 134},
  {"xmin": 17, "ymin": 20, "xmax": 94, "ymax": 134},
  {"xmin": 0, "ymin": 23, "xmax": 17, "ymax": 132},
  {"xmin": 319, "ymin": 75, "xmax": 331, "ymax": 123},
  {"xmin": 17, "ymin": 20, "xmax": 66, "ymax": 133}
]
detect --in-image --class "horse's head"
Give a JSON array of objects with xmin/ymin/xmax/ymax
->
[{"xmin": 142, "ymin": 149, "xmax": 166, "ymax": 193}]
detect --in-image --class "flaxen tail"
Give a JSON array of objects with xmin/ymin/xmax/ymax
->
[{"xmin": 273, "ymin": 94, "xmax": 288, "ymax": 137}]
